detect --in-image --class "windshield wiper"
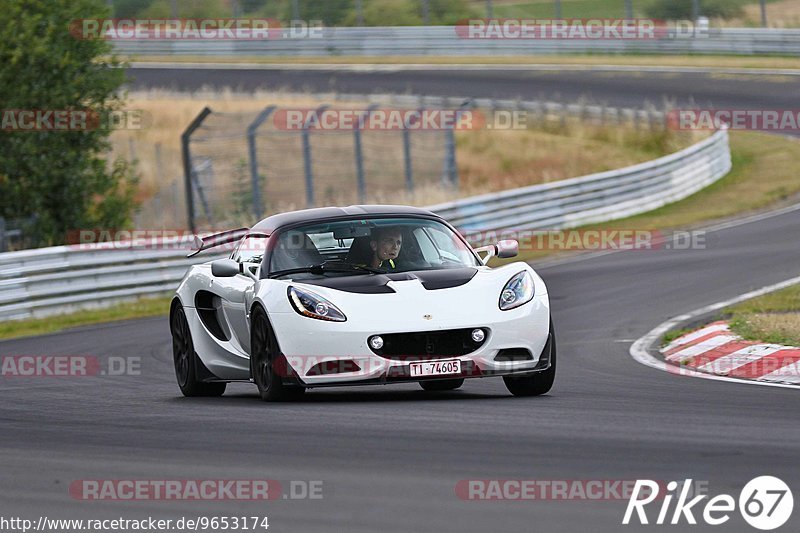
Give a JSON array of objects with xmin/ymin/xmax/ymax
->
[{"xmin": 268, "ymin": 261, "xmax": 385, "ymax": 279}]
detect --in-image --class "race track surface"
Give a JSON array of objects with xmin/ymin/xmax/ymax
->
[
  {"xmin": 2, "ymin": 205, "xmax": 800, "ymax": 532},
  {"xmin": 2, "ymin": 66, "xmax": 799, "ymax": 532},
  {"xmin": 127, "ymin": 66, "xmax": 799, "ymax": 112}
]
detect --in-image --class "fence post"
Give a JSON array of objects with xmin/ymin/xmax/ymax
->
[
  {"xmin": 302, "ymin": 105, "xmax": 328, "ymax": 208},
  {"xmin": 403, "ymin": 109, "xmax": 418, "ymax": 195},
  {"xmin": 181, "ymin": 107, "xmax": 212, "ymax": 233},
  {"xmin": 354, "ymin": 104, "xmax": 379, "ymax": 204},
  {"xmin": 0, "ymin": 217, "xmax": 6, "ymax": 253},
  {"xmin": 247, "ymin": 105, "xmax": 277, "ymax": 220},
  {"xmin": 443, "ymin": 100, "xmax": 470, "ymax": 189}
]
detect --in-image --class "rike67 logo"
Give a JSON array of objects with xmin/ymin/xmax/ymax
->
[{"xmin": 623, "ymin": 477, "xmax": 793, "ymax": 530}]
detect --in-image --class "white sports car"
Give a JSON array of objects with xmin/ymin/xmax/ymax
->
[{"xmin": 170, "ymin": 205, "xmax": 555, "ymax": 401}]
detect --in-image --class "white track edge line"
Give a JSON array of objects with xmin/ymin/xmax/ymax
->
[{"xmin": 629, "ymin": 274, "xmax": 800, "ymax": 390}]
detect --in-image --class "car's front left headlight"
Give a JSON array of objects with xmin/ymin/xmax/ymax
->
[
  {"xmin": 288, "ymin": 286, "xmax": 347, "ymax": 322},
  {"xmin": 499, "ymin": 271, "xmax": 535, "ymax": 311}
]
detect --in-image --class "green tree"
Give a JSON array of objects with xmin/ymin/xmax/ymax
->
[
  {"xmin": 0, "ymin": 0, "xmax": 139, "ymax": 245},
  {"xmin": 294, "ymin": 0, "xmax": 353, "ymax": 25},
  {"xmin": 645, "ymin": 0, "xmax": 744, "ymax": 19}
]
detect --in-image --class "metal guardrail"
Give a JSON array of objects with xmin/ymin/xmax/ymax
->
[
  {"xmin": 114, "ymin": 27, "xmax": 800, "ymax": 56},
  {"xmin": 429, "ymin": 128, "xmax": 731, "ymax": 232},
  {"xmin": 0, "ymin": 239, "xmax": 226, "ymax": 321},
  {"xmin": 0, "ymin": 107, "xmax": 730, "ymax": 322}
]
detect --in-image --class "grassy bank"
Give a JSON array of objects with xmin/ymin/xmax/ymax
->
[
  {"xmin": 0, "ymin": 297, "xmax": 173, "ymax": 341},
  {"xmin": 510, "ymin": 131, "xmax": 800, "ymax": 263},
  {"xmin": 725, "ymin": 284, "xmax": 800, "ymax": 346}
]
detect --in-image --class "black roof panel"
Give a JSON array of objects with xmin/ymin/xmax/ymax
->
[{"xmin": 251, "ymin": 205, "xmax": 439, "ymax": 234}]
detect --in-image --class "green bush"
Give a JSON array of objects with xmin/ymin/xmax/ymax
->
[
  {"xmin": 645, "ymin": 0, "xmax": 744, "ymax": 20},
  {"xmin": 0, "ymin": 0, "xmax": 139, "ymax": 245}
]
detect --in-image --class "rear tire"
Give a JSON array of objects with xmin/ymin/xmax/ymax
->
[
  {"xmin": 503, "ymin": 320, "xmax": 556, "ymax": 397},
  {"xmin": 170, "ymin": 305, "xmax": 226, "ymax": 397},
  {"xmin": 419, "ymin": 378, "xmax": 464, "ymax": 391},
  {"xmin": 251, "ymin": 306, "xmax": 297, "ymax": 402}
]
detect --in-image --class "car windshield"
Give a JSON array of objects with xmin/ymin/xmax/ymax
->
[{"xmin": 268, "ymin": 217, "xmax": 480, "ymax": 277}]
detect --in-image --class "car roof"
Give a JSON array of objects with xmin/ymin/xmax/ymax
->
[{"xmin": 251, "ymin": 205, "xmax": 441, "ymax": 234}]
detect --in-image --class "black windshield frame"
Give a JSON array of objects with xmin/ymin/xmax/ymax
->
[{"xmin": 259, "ymin": 213, "xmax": 481, "ymax": 280}]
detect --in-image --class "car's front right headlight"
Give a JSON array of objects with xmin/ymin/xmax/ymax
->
[
  {"xmin": 288, "ymin": 286, "xmax": 347, "ymax": 322},
  {"xmin": 499, "ymin": 271, "xmax": 534, "ymax": 311}
]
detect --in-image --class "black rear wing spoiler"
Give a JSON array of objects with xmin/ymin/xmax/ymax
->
[{"xmin": 187, "ymin": 228, "xmax": 250, "ymax": 258}]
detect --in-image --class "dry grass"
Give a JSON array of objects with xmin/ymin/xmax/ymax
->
[
  {"xmin": 506, "ymin": 130, "xmax": 800, "ymax": 264},
  {"xmin": 457, "ymin": 121, "xmax": 699, "ymax": 192},
  {"xmin": 726, "ymin": 284, "xmax": 800, "ymax": 346},
  {"xmin": 726, "ymin": 0, "xmax": 800, "ymax": 27},
  {"xmin": 113, "ymin": 90, "xmax": 696, "ymax": 229},
  {"xmin": 0, "ymin": 296, "xmax": 173, "ymax": 341}
]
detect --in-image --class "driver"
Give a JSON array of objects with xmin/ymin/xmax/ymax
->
[{"xmin": 369, "ymin": 227, "xmax": 403, "ymax": 270}]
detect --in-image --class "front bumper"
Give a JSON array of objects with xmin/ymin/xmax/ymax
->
[{"xmin": 268, "ymin": 294, "xmax": 551, "ymax": 387}]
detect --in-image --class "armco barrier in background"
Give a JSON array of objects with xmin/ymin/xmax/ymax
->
[
  {"xmin": 113, "ymin": 27, "xmax": 800, "ymax": 57},
  {"xmin": 0, "ymin": 126, "xmax": 729, "ymax": 322},
  {"xmin": 429, "ymin": 127, "xmax": 730, "ymax": 232}
]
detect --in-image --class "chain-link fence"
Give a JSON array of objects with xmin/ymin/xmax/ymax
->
[{"xmin": 181, "ymin": 98, "xmax": 461, "ymax": 231}]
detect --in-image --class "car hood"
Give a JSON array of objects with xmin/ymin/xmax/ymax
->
[{"xmin": 295, "ymin": 267, "xmax": 478, "ymax": 294}]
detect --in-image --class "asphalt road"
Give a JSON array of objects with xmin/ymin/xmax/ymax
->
[
  {"xmin": 127, "ymin": 66, "xmax": 799, "ymax": 110},
  {"xmin": 2, "ymin": 67, "xmax": 799, "ymax": 532},
  {"xmin": 2, "ymin": 204, "xmax": 800, "ymax": 533}
]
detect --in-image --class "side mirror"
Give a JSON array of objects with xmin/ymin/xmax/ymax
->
[
  {"xmin": 211, "ymin": 259, "xmax": 241, "ymax": 278},
  {"xmin": 496, "ymin": 240, "xmax": 519, "ymax": 259}
]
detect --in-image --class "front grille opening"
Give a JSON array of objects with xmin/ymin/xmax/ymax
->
[
  {"xmin": 494, "ymin": 348, "xmax": 533, "ymax": 362},
  {"xmin": 370, "ymin": 328, "xmax": 488, "ymax": 360},
  {"xmin": 307, "ymin": 359, "xmax": 362, "ymax": 376}
]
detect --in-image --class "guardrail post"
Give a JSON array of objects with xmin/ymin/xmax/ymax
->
[
  {"xmin": 302, "ymin": 105, "xmax": 328, "ymax": 208},
  {"xmin": 354, "ymin": 104, "xmax": 379, "ymax": 204},
  {"xmin": 247, "ymin": 105, "xmax": 277, "ymax": 220},
  {"xmin": 181, "ymin": 106, "xmax": 212, "ymax": 233},
  {"xmin": 0, "ymin": 217, "xmax": 6, "ymax": 253}
]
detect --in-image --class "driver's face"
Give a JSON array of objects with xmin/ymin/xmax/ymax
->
[{"xmin": 372, "ymin": 231, "xmax": 403, "ymax": 261}]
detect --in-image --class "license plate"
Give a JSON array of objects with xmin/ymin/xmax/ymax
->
[{"xmin": 409, "ymin": 360, "xmax": 461, "ymax": 377}]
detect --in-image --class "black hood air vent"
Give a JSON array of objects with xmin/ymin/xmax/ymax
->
[{"xmin": 299, "ymin": 267, "xmax": 477, "ymax": 294}]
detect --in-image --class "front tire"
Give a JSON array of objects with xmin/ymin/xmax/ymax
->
[
  {"xmin": 419, "ymin": 378, "xmax": 464, "ymax": 391},
  {"xmin": 250, "ymin": 306, "xmax": 299, "ymax": 402},
  {"xmin": 503, "ymin": 320, "xmax": 556, "ymax": 397},
  {"xmin": 170, "ymin": 305, "xmax": 226, "ymax": 397}
]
